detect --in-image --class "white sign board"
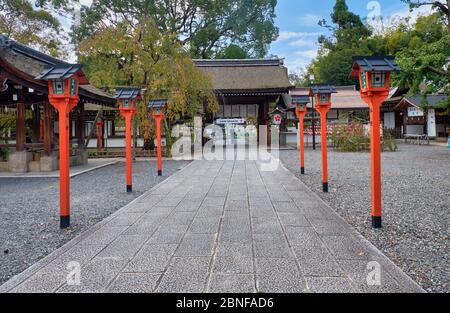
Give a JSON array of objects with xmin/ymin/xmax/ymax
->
[
  {"xmin": 216, "ymin": 118, "xmax": 246, "ymax": 125},
  {"xmin": 408, "ymin": 107, "xmax": 424, "ymax": 117},
  {"xmin": 272, "ymin": 114, "xmax": 282, "ymax": 125},
  {"xmin": 427, "ymin": 108, "xmax": 436, "ymax": 137}
]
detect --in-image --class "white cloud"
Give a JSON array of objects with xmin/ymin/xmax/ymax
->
[
  {"xmin": 285, "ymin": 49, "xmax": 319, "ymax": 73},
  {"xmin": 366, "ymin": 0, "xmax": 440, "ymax": 34},
  {"xmin": 299, "ymin": 14, "xmax": 322, "ymax": 27},
  {"xmin": 276, "ymin": 31, "xmax": 320, "ymax": 42}
]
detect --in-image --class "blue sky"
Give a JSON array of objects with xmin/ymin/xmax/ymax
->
[{"xmin": 269, "ymin": 0, "xmax": 435, "ymax": 73}]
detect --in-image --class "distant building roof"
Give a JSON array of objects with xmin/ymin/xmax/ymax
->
[
  {"xmin": 283, "ymin": 86, "xmax": 368, "ymax": 111},
  {"xmin": 399, "ymin": 95, "xmax": 448, "ymax": 109},
  {"xmin": 193, "ymin": 58, "xmax": 293, "ymax": 94},
  {"xmin": 0, "ymin": 35, "xmax": 114, "ymax": 105}
]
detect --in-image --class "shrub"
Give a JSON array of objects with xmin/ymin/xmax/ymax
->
[
  {"xmin": 330, "ymin": 123, "xmax": 370, "ymax": 152},
  {"xmin": 0, "ymin": 147, "xmax": 8, "ymax": 161}
]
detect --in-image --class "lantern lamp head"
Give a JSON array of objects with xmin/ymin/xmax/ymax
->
[
  {"xmin": 351, "ymin": 56, "xmax": 400, "ymax": 94},
  {"xmin": 114, "ymin": 87, "xmax": 141, "ymax": 111},
  {"xmin": 309, "ymin": 84, "xmax": 336, "ymax": 106},
  {"xmin": 291, "ymin": 95, "xmax": 309, "ymax": 112},
  {"xmin": 35, "ymin": 64, "xmax": 87, "ymax": 99},
  {"xmin": 148, "ymin": 99, "xmax": 167, "ymax": 115}
]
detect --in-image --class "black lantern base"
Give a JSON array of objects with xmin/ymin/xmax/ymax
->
[
  {"xmin": 372, "ymin": 216, "xmax": 382, "ymax": 228},
  {"xmin": 322, "ymin": 182, "xmax": 328, "ymax": 193},
  {"xmin": 158, "ymin": 170, "xmax": 162, "ymax": 176},
  {"xmin": 127, "ymin": 185, "xmax": 132, "ymax": 193},
  {"xmin": 301, "ymin": 167, "xmax": 305, "ymax": 175},
  {"xmin": 60, "ymin": 215, "xmax": 70, "ymax": 229}
]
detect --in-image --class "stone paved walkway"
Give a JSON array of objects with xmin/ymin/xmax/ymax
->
[{"xmin": 0, "ymin": 158, "xmax": 423, "ymax": 293}]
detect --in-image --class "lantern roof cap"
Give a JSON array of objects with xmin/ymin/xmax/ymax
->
[
  {"xmin": 114, "ymin": 87, "xmax": 141, "ymax": 100},
  {"xmin": 309, "ymin": 84, "xmax": 337, "ymax": 95},
  {"xmin": 148, "ymin": 99, "xmax": 168, "ymax": 109},
  {"xmin": 351, "ymin": 56, "xmax": 400, "ymax": 78},
  {"xmin": 291, "ymin": 95, "xmax": 310, "ymax": 104},
  {"xmin": 35, "ymin": 63, "xmax": 88, "ymax": 84}
]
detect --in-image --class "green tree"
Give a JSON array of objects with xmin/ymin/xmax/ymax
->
[
  {"xmin": 313, "ymin": 0, "xmax": 373, "ymax": 85},
  {"xmin": 401, "ymin": 0, "xmax": 449, "ymax": 31},
  {"xmin": 78, "ymin": 19, "xmax": 219, "ymax": 150},
  {"xmin": 39, "ymin": 0, "xmax": 279, "ymax": 59},
  {"xmin": 0, "ymin": 0, "xmax": 65, "ymax": 57}
]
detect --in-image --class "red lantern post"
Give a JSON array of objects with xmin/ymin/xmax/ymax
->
[
  {"xmin": 96, "ymin": 118, "xmax": 104, "ymax": 151},
  {"xmin": 292, "ymin": 95, "xmax": 310, "ymax": 174},
  {"xmin": 115, "ymin": 88, "xmax": 141, "ymax": 192},
  {"xmin": 149, "ymin": 100, "xmax": 167, "ymax": 176},
  {"xmin": 310, "ymin": 84, "xmax": 337, "ymax": 193},
  {"xmin": 36, "ymin": 64, "xmax": 88, "ymax": 228},
  {"xmin": 351, "ymin": 56, "xmax": 400, "ymax": 228}
]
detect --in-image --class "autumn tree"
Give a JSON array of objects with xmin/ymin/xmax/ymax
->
[
  {"xmin": 401, "ymin": 0, "xmax": 449, "ymax": 31},
  {"xmin": 37, "ymin": 0, "xmax": 279, "ymax": 59},
  {"xmin": 78, "ymin": 19, "xmax": 218, "ymax": 150},
  {"xmin": 0, "ymin": 0, "xmax": 66, "ymax": 57}
]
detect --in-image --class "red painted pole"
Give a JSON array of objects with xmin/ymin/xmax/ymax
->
[
  {"xmin": 125, "ymin": 114, "xmax": 133, "ymax": 192},
  {"xmin": 369, "ymin": 97, "xmax": 383, "ymax": 227},
  {"xmin": 58, "ymin": 105, "xmax": 70, "ymax": 228},
  {"xmin": 315, "ymin": 105, "xmax": 330, "ymax": 193},
  {"xmin": 296, "ymin": 109, "xmax": 307, "ymax": 174},
  {"xmin": 155, "ymin": 116, "xmax": 162, "ymax": 176}
]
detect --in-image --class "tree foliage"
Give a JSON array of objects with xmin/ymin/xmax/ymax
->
[
  {"xmin": 0, "ymin": 0, "xmax": 65, "ymax": 57},
  {"xmin": 78, "ymin": 19, "xmax": 218, "ymax": 132},
  {"xmin": 41, "ymin": 0, "xmax": 279, "ymax": 59}
]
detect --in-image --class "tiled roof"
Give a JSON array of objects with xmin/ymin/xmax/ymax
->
[
  {"xmin": 114, "ymin": 87, "xmax": 141, "ymax": 100},
  {"xmin": 351, "ymin": 56, "xmax": 400, "ymax": 77},
  {"xmin": 148, "ymin": 99, "xmax": 167, "ymax": 108},
  {"xmin": 310, "ymin": 84, "xmax": 337, "ymax": 95},
  {"xmin": 35, "ymin": 64, "xmax": 88, "ymax": 84}
]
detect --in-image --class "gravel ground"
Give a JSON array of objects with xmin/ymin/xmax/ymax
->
[
  {"xmin": 0, "ymin": 160, "xmax": 190, "ymax": 285},
  {"xmin": 279, "ymin": 143, "xmax": 449, "ymax": 293}
]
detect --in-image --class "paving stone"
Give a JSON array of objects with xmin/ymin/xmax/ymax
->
[
  {"xmin": 255, "ymin": 258, "xmax": 305, "ymax": 293},
  {"xmin": 108, "ymin": 273, "xmax": 161, "ymax": 293},
  {"xmin": 306, "ymin": 277, "xmax": 357, "ymax": 293},
  {"xmin": 209, "ymin": 274, "xmax": 256, "ymax": 293},
  {"xmin": 156, "ymin": 257, "xmax": 210, "ymax": 293},
  {"xmin": 254, "ymin": 240, "xmax": 291, "ymax": 258},
  {"xmin": 124, "ymin": 244, "xmax": 177, "ymax": 273},
  {"xmin": 321, "ymin": 235, "xmax": 371, "ymax": 260},
  {"xmin": 96, "ymin": 235, "xmax": 149, "ymax": 260},
  {"xmin": 202, "ymin": 197, "xmax": 226, "ymax": 206},
  {"xmin": 57, "ymin": 257, "xmax": 128, "ymax": 293},
  {"xmin": 108, "ymin": 213, "xmax": 144, "ymax": 227},
  {"xmin": 163, "ymin": 212, "xmax": 196, "ymax": 226},
  {"xmin": 307, "ymin": 218, "xmax": 348, "ymax": 235},
  {"xmin": 174, "ymin": 200, "xmax": 202, "ymax": 212},
  {"xmin": 157, "ymin": 197, "xmax": 184, "ymax": 207},
  {"xmin": 10, "ymin": 244, "xmax": 105, "ymax": 293},
  {"xmin": 225, "ymin": 200, "xmax": 249, "ymax": 211},
  {"xmin": 278, "ymin": 213, "xmax": 310, "ymax": 227},
  {"xmin": 175, "ymin": 233, "xmax": 216, "ymax": 256},
  {"xmin": 337, "ymin": 259, "xmax": 403, "ymax": 293},
  {"xmin": 197, "ymin": 206, "xmax": 223, "ymax": 217},
  {"xmin": 273, "ymin": 201, "xmax": 299, "ymax": 213},
  {"xmin": 147, "ymin": 224, "xmax": 189, "ymax": 244},
  {"xmin": 189, "ymin": 217, "xmax": 221, "ymax": 234},
  {"xmin": 79, "ymin": 226, "xmax": 128, "ymax": 247}
]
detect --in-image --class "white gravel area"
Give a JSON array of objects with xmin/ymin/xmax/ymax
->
[
  {"xmin": 279, "ymin": 143, "xmax": 449, "ymax": 293},
  {"xmin": 0, "ymin": 160, "xmax": 190, "ymax": 285}
]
